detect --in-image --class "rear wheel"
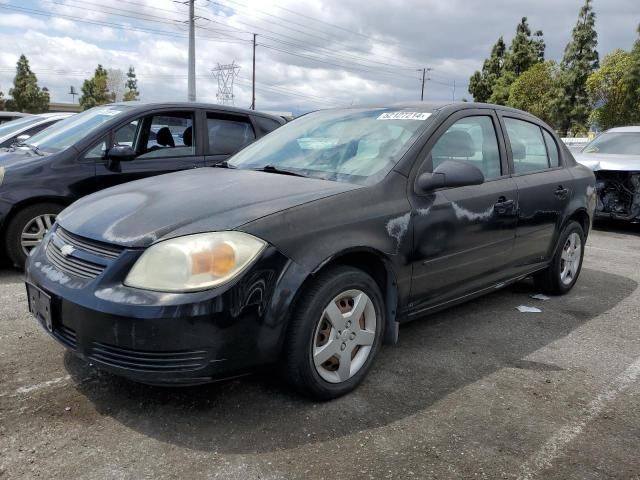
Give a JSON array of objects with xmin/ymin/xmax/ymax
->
[
  {"xmin": 284, "ymin": 266, "xmax": 385, "ymax": 400},
  {"xmin": 534, "ymin": 221, "xmax": 585, "ymax": 295},
  {"xmin": 5, "ymin": 203, "xmax": 63, "ymax": 269}
]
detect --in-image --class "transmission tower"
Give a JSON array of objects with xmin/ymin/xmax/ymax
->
[{"xmin": 212, "ymin": 62, "xmax": 240, "ymax": 105}]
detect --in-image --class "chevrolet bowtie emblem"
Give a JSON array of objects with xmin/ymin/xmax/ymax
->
[{"xmin": 60, "ymin": 244, "xmax": 75, "ymax": 257}]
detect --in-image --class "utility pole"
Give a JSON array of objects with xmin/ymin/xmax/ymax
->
[
  {"xmin": 212, "ymin": 62, "xmax": 240, "ymax": 105},
  {"xmin": 418, "ymin": 67, "xmax": 431, "ymax": 101},
  {"xmin": 187, "ymin": 0, "xmax": 196, "ymax": 101},
  {"xmin": 251, "ymin": 34, "xmax": 257, "ymax": 110},
  {"xmin": 452, "ymin": 80, "xmax": 456, "ymax": 101}
]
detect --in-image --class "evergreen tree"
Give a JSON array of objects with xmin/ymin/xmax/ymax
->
[
  {"xmin": 0, "ymin": 90, "xmax": 5, "ymax": 111},
  {"xmin": 556, "ymin": 0, "xmax": 599, "ymax": 135},
  {"xmin": 622, "ymin": 24, "xmax": 640, "ymax": 124},
  {"xmin": 123, "ymin": 66, "xmax": 139, "ymax": 101},
  {"xmin": 5, "ymin": 54, "xmax": 50, "ymax": 113},
  {"xmin": 469, "ymin": 37, "xmax": 507, "ymax": 102},
  {"xmin": 469, "ymin": 19, "xmax": 545, "ymax": 105},
  {"xmin": 79, "ymin": 65, "xmax": 110, "ymax": 110},
  {"xmin": 503, "ymin": 18, "xmax": 545, "ymax": 77}
]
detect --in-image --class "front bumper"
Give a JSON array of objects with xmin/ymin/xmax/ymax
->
[{"xmin": 25, "ymin": 227, "xmax": 300, "ymax": 385}]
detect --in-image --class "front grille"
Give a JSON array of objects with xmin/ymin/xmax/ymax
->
[
  {"xmin": 46, "ymin": 239, "xmax": 106, "ymax": 279},
  {"xmin": 89, "ymin": 342, "xmax": 208, "ymax": 372},
  {"xmin": 56, "ymin": 227, "xmax": 123, "ymax": 259},
  {"xmin": 53, "ymin": 324, "xmax": 77, "ymax": 350}
]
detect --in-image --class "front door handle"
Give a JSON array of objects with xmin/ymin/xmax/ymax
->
[
  {"xmin": 555, "ymin": 185, "xmax": 570, "ymax": 199},
  {"xmin": 494, "ymin": 196, "xmax": 515, "ymax": 214}
]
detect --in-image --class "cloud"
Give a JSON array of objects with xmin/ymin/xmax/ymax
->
[{"xmin": 0, "ymin": 0, "xmax": 639, "ymax": 113}]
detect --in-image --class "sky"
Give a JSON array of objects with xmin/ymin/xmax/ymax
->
[{"xmin": 0, "ymin": 0, "xmax": 638, "ymax": 115}]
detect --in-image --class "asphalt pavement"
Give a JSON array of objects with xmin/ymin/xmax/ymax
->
[{"xmin": 1, "ymin": 222, "xmax": 639, "ymax": 479}]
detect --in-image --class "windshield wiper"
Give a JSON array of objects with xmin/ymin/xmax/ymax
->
[
  {"xmin": 256, "ymin": 164, "xmax": 307, "ymax": 177},
  {"xmin": 212, "ymin": 160, "xmax": 237, "ymax": 169},
  {"xmin": 24, "ymin": 143, "xmax": 44, "ymax": 156}
]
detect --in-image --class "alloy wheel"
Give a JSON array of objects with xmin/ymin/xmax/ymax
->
[
  {"xmin": 21, "ymin": 214, "xmax": 56, "ymax": 256},
  {"xmin": 312, "ymin": 289, "xmax": 377, "ymax": 383},
  {"xmin": 559, "ymin": 232, "xmax": 582, "ymax": 286}
]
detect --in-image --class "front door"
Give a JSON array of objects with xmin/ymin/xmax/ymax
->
[
  {"xmin": 409, "ymin": 111, "xmax": 518, "ymax": 315},
  {"xmin": 94, "ymin": 110, "xmax": 203, "ymax": 191}
]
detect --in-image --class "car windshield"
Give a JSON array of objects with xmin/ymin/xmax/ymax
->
[
  {"xmin": 0, "ymin": 116, "xmax": 43, "ymax": 137},
  {"xmin": 582, "ymin": 132, "xmax": 640, "ymax": 155},
  {"xmin": 228, "ymin": 108, "xmax": 433, "ymax": 184},
  {"xmin": 28, "ymin": 105, "xmax": 132, "ymax": 153}
]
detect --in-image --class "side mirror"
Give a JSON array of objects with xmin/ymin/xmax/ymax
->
[
  {"xmin": 107, "ymin": 145, "xmax": 136, "ymax": 162},
  {"xmin": 417, "ymin": 159, "xmax": 485, "ymax": 193},
  {"xmin": 15, "ymin": 134, "xmax": 30, "ymax": 144}
]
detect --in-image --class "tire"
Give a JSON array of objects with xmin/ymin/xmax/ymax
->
[
  {"xmin": 5, "ymin": 203, "xmax": 63, "ymax": 269},
  {"xmin": 284, "ymin": 266, "xmax": 385, "ymax": 400},
  {"xmin": 534, "ymin": 221, "xmax": 585, "ymax": 295}
]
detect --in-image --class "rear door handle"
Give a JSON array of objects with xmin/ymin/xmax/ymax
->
[{"xmin": 555, "ymin": 186, "xmax": 569, "ymax": 199}]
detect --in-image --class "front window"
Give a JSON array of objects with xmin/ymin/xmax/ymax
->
[
  {"xmin": 228, "ymin": 109, "xmax": 432, "ymax": 184},
  {"xmin": 28, "ymin": 105, "xmax": 132, "ymax": 154},
  {"xmin": 582, "ymin": 132, "xmax": 640, "ymax": 155}
]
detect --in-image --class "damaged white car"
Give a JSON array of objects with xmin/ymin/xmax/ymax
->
[{"xmin": 574, "ymin": 126, "xmax": 640, "ymax": 222}]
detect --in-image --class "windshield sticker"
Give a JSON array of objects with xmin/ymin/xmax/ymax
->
[{"xmin": 377, "ymin": 112, "xmax": 431, "ymax": 121}]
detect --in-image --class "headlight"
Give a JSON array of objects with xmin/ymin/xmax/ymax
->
[{"xmin": 124, "ymin": 232, "xmax": 266, "ymax": 292}]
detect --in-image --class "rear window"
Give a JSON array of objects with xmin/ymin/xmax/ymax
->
[{"xmin": 253, "ymin": 116, "xmax": 283, "ymax": 136}]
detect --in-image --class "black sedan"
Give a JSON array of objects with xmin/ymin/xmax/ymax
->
[
  {"xmin": 25, "ymin": 103, "xmax": 596, "ymax": 399},
  {"xmin": 0, "ymin": 102, "xmax": 285, "ymax": 268}
]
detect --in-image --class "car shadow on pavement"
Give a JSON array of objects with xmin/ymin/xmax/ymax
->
[
  {"xmin": 64, "ymin": 267, "xmax": 636, "ymax": 454},
  {"xmin": 593, "ymin": 218, "xmax": 640, "ymax": 237}
]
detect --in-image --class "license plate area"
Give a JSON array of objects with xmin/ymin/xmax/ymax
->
[{"xmin": 26, "ymin": 283, "xmax": 53, "ymax": 332}]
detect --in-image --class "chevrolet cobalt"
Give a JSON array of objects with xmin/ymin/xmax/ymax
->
[{"xmin": 25, "ymin": 103, "xmax": 596, "ymax": 399}]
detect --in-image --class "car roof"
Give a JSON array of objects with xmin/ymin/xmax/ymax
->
[
  {"xmin": 0, "ymin": 112, "xmax": 32, "ymax": 118},
  {"xmin": 107, "ymin": 101, "xmax": 285, "ymax": 123},
  {"xmin": 36, "ymin": 112, "xmax": 76, "ymax": 119},
  {"xmin": 604, "ymin": 126, "xmax": 640, "ymax": 133},
  {"xmin": 319, "ymin": 101, "xmax": 541, "ymax": 118}
]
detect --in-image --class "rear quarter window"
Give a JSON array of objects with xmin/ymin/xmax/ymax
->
[{"xmin": 253, "ymin": 116, "xmax": 283, "ymax": 136}]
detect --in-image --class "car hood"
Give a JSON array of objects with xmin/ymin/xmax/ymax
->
[
  {"xmin": 0, "ymin": 148, "xmax": 51, "ymax": 168},
  {"xmin": 57, "ymin": 168, "xmax": 361, "ymax": 248},
  {"xmin": 574, "ymin": 153, "xmax": 640, "ymax": 172}
]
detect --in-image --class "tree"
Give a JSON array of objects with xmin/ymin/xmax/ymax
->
[
  {"xmin": 507, "ymin": 61, "xmax": 561, "ymax": 125},
  {"xmin": 5, "ymin": 54, "xmax": 50, "ymax": 113},
  {"xmin": 622, "ymin": 24, "xmax": 640, "ymax": 124},
  {"xmin": 503, "ymin": 17, "xmax": 545, "ymax": 77},
  {"xmin": 106, "ymin": 68, "xmax": 125, "ymax": 102},
  {"xmin": 0, "ymin": 89, "xmax": 5, "ymax": 111},
  {"xmin": 587, "ymin": 49, "xmax": 635, "ymax": 130},
  {"xmin": 556, "ymin": 0, "xmax": 599, "ymax": 135},
  {"xmin": 123, "ymin": 66, "xmax": 139, "ymax": 101},
  {"xmin": 469, "ymin": 19, "xmax": 545, "ymax": 105},
  {"xmin": 469, "ymin": 37, "xmax": 507, "ymax": 102},
  {"xmin": 79, "ymin": 65, "xmax": 110, "ymax": 110}
]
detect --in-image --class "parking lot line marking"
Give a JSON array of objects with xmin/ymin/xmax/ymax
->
[{"xmin": 517, "ymin": 356, "xmax": 640, "ymax": 480}]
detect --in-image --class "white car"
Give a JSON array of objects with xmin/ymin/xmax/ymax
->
[
  {"xmin": 0, "ymin": 112, "xmax": 75, "ymax": 149},
  {"xmin": 573, "ymin": 126, "xmax": 640, "ymax": 222}
]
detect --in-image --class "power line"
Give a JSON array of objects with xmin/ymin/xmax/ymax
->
[
  {"xmin": 0, "ymin": 4, "xmax": 250, "ymax": 44},
  {"xmin": 209, "ymin": 0, "xmax": 418, "ymax": 70}
]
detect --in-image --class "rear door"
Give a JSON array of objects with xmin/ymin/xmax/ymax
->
[
  {"xmin": 94, "ymin": 109, "xmax": 202, "ymax": 191},
  {"xmin": 409, "ymin": 109, "xmax": 519, "ymax": 312},
  {"xmin": 203, "ymin": 111, "xmax": 257, "ymax": 166},
  {"xmin": 498, "ymin": 113, "xmax": 573, "ymax": 265}
]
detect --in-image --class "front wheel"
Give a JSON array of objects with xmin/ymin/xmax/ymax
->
[
  {"xmin": 534, "ymin": 221, "xmax": 585, "ymax": 295},
  {"xmin": 5, "ymin": 203, "xmax": 63, "ymax": 269},
  {"xmin": 284, "ymin": 266, "xmax": 385, "ymax": 400}
]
